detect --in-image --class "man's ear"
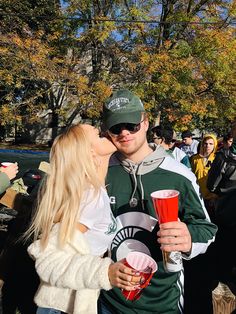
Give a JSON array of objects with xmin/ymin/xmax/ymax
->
[{"xmin": 144, "ymin": 117, "xmax": 149, "ymax": 131}]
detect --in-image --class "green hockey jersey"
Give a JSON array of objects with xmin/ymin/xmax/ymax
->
[{"xmin": 100, "ymin": 144, "xmax": 217, "ymax": 314}]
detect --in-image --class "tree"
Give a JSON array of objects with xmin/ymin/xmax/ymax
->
[
  {"xmin": 63, "ymin": 0, "xmax": 236, "ymax": 132},
  {"xmin": 1, "ymin": 0, "xmax": 236, "ymax": 142},
  {"xmin": 0, "ymin": 0, "xmax": 113, "ymax": 141},
  {"xmin": 0, "ymin": 0, "xmax": 62, "ymax": 36}
]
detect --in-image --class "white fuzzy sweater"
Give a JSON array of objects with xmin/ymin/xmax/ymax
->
[{"xmin": 28, "ymin": 224, "xmax": 113, "ymax": 314}]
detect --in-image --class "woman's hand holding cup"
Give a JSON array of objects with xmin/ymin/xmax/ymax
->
[{"xmin": 108, "ymin": 260, "xmax": 142, "ymax": 291}]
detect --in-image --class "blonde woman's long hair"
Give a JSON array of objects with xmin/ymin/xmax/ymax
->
[{"xmin": 26, "ymin": 124, "xmax": 102, "ymax": 249}]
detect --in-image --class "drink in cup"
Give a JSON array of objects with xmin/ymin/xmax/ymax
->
[
  {"xmin": 122, "ymin": 251, "xmax": 157, "ymax": 301},
  {"xmin": 151, "ymin": 189, "xmax": 183, "ymax": 273}
]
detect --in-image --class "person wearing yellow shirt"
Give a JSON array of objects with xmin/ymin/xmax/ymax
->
[{"xmin": 190, "ymin": 133, "xmax": 218, "ymax": 216}]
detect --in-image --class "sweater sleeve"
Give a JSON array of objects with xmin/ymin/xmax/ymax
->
[
  {"xmin": 0, "ymin": 172, "xmax": 10, "ymax": 195},
  {"xmin": 28, "ymin": 233, "xmax": 113, "ymax": 292},
  {"xmin": 207, "ymin": 152, "xmax": 225, "ymax": 193}
]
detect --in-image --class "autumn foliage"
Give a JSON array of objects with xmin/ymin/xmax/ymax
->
[{"xmin": 0, "ymin": 0, "xmax": 236, "ymax": 141}]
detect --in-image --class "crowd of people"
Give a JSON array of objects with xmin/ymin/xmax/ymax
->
[{"xmin": 0, "ymin": 89, "xmax": 235, "ymax": 314}]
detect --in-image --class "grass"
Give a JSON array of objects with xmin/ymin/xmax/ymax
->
[{"xmin": 0, "ymin": 142, "xmax": 50, "ymax": 152}]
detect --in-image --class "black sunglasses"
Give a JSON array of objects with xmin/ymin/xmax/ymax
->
[{"xmin": 108, "ymin": 120, "xmax": 143, "ymax": 136}]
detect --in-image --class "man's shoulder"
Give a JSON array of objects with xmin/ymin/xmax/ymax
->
[
  {"xmin": 160, "ymin": 155, "xmax": 195, "ymax": 181},
  {"xmin": 173, "ymin": 146, "xmax": 187, "ymax": 158},
  {"xmin": 216, "ymin": 149, "xmax": 236, "ymax": 162}
]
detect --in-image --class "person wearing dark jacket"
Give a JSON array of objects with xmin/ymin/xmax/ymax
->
[
  {"xmin": 207, "ymin": 123, "xmax": 236, "ymax": 289},
  {"xmin": 207, "ymin": 139, "xmax": 236, "ymax": 196}
]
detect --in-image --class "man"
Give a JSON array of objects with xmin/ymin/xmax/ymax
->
[
  {"xmin": 180, "ymin": 130, "xmax": 199, "ymax": 157},
  {"xmin": 197, "ymin": 123, "xmax": 236, "ymax": 313},
  {"xmin": 99, "ymin": 89, "xmax": 217, "ymax": 314},
  {"xmin": 207, "ymin": 133, "xmax": 236, "ymax": 196},
  {"xmin": 152, "ymin": 126, "xmax": 191, "ymax": 169},
  {"xmin": 151, "ymin": 125, "xmax": 174, "ymax": 153},
  {"xmin": 221, "ymin": 132, "xmax": 233, "ymax": 151}
]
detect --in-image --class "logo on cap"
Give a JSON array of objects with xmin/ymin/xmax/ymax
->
[{"xmin": 107, "ymin": 97, "xmax": 130, "ymax": 111}]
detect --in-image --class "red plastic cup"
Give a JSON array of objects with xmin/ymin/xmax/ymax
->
[
  {"xmin": 122, "ymin": 251, "xmax": 157, "ymax": 301},
  {"xmin": 150, "ymin": 190, "xmax": 183, "ymax": 272},
  {"xmin": 1, "ymin": 162, "xmax": 14, "ymax": 168},
  {"xmin": 150, "ymin": 189, "xmax": 179, "ymax": 224}
]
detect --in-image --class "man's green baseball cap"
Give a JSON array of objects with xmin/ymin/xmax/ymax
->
[{"xmin": 103, "ymin": 89, "xmax": 145, "ymax": 130}]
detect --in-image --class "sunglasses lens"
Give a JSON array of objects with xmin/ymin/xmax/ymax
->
[
  {"xmin": 109, "ymin": 122, "xmax": 141, "ymax": 136},
  {"xmin": 126, "ymin": 123, "xmax": 139, "ymax": 132},
  {"xmin": 109, "ymin": 125, "xmax": 122, "ymax": 135}
]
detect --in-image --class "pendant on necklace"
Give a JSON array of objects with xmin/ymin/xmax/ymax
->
[{"xmin": 129, "ymin": 197, "xmax": 138, "ymax": 207}]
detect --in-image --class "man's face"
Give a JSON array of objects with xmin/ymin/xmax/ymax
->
[
  {"xmin": 108, "ymin": 116, "xmax": 149, "ymax": 157},
  {"xmin": 153, "ymin": 136, "xmax": 163, "ymax": 146},
  {"xmin": 182, "ymin": 137, "xmax": 192, "ymax": 146},
  {"xmin": 203, "ymin": 138, "xmax": 215, "ymax": 156},
  {"xmin": 225, "ymin": 138, "xmax": 233, "ymax": 148}
]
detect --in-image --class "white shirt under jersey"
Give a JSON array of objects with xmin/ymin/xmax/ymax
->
[
  {"xmin": 180, "ymin": 139, "xmax": 199, "ymax": 157},
  {"xmin": 79, "ymin": 187, "xmax": 117, "ymax": 256}
]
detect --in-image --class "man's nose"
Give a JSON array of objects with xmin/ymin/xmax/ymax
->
[{"xmin": 119, "ymin": 128, "xmax": 131, "ymax": 135}]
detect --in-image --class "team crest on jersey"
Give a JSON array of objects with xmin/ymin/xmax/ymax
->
[{"xmin": 110, "ymin": 211, "xmax": 162, "ymax": 262}]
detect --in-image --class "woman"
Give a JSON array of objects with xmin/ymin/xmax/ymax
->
[
  {"xmin": 26, "ymin": 124, "xmax": 140, "ymax": 314},
  {"xmin": 190, "ymin": 133, "xmax": 218, "ymax": 213}
]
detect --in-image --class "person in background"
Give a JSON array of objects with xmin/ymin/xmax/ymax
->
[
  {"xmin": 152, "ymin": 126, "xmax": 191, "ymax": 168},
  {"xmin": 207, "ymin": 122, "xmax": 236, "ymax": 288},
  {"xmin": 190, "ymin": 133, "xmax": 218, "ymax": 216},
  {"xmin": 0, "ymin": 163, "xmax": 18, "ymax": 194},
  {"xmin": 180, "ymin": 130, "xmax": 199, "ymax": 157},
  {"xmin": 222, "ymin": 131, "xmax": 233, "ymax": 151},
  {"xmin": 207, "ymin": 131, "xmax": 236, "ymax": 197},
  {"xmin": 184, "ymin": 134, "xmax": 218, "ymax": 314},
  {"xmin": 26, "ymin": 124, "xmax": 141, "ymax": 314},
  {"xmin": 151, "ymin": 125, "xmax": 174, "ymax": 156},
  {"xmin": 98, "ymin": 89, "xmax": 217, "ymax": 314},
  {"xmin": 0, "ymin": 162, "xmax": 18, "ymax": 308},
  {"xmin": 169, "ymin": 131, "xmax": 191, "ymax": 169},
  {"xmin": 185, "ymin": 124, "xmax": 236, "ymax": 314}
]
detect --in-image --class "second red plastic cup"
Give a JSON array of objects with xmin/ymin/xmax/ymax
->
[{"xmin": 122, "ymin": 251, "xmax": 157, "ymax": 301}]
